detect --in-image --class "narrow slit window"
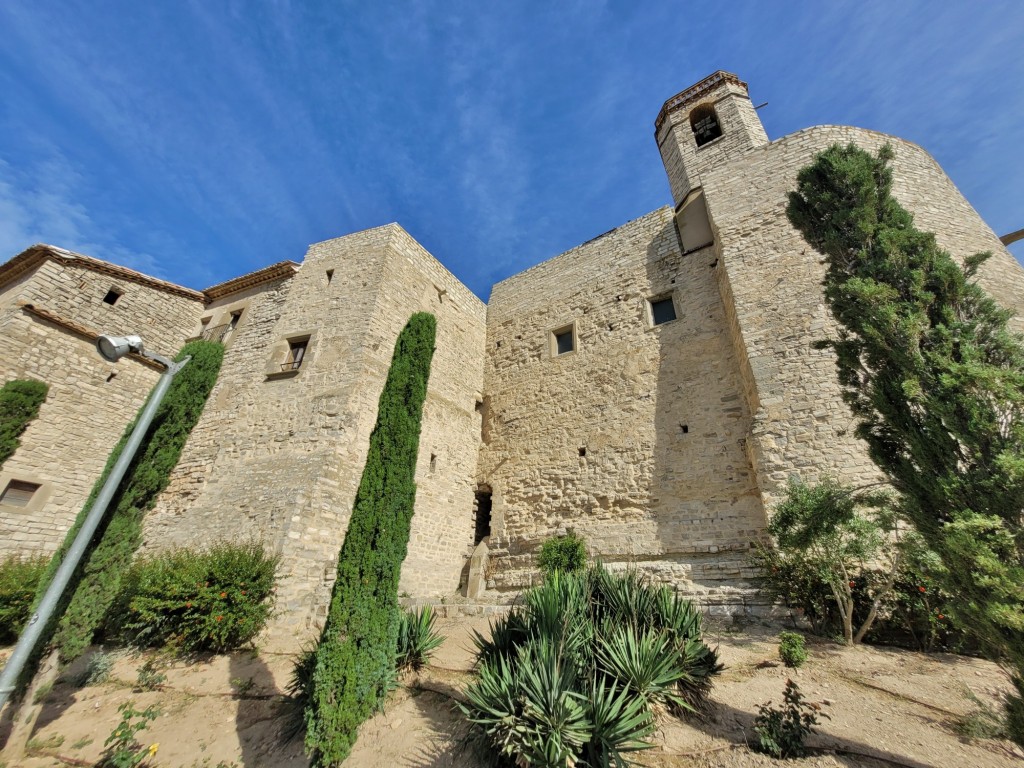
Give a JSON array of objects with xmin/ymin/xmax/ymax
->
[
  {"xmin": 103, "ymin": 289, "xmax": 122, "ymax": 305},
  {"xmin": 326, "ymin": 269, "xmax": 334, "ymax": 285},
  {"xmin": 1, "ymin": 480, "xmax": 40, "ymax": 507},
  {"xmin": 650, "ymin": 296, "xmax": 677, "ymax": 326}
]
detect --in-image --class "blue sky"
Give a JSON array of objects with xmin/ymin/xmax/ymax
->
[{"xmin": 1, "ymin": 1, "xmax": 1021, "ymax": 300}]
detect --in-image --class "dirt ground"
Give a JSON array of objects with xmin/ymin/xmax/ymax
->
[{"xmin": 2, "ymin": 617, "xmax": 1022, "ymax": 767}]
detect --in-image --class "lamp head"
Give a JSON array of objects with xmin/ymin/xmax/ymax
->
[{"xmin": 96, "ymin": 334, "xmax": 144, "ymax": 362}]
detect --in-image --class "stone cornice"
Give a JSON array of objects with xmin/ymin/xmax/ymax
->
[
  {"xmin": 654, "ymin": 71, "xmax": 748, "ymax": 136},
  {"xmin": 203, "ymin": 261, "xmax": 300, "ymax": 301},
  {"xmin": 18, "ymin": 301, "xmax": 165, "ymax": 370},
  {"xmin": 0, "ymin": 244, "xmax": 205, "ymax": 301}
]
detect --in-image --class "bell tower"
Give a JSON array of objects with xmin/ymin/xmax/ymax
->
[{"xmin": 655, "ymin": 72, "xmax": 768, "ymax": 208}]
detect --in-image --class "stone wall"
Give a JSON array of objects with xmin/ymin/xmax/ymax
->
[
  {"xmin": 4, "ymin": 72, "xmax": 1024, "ymax": 639},
  {"xmin": 143, "ymin": 224, "xmax": 486, "ymax": 644},
  {"xmin": 0, "ymin": 259, "xmax": 202, "ymax": 556},
  {"xmin": 13, "ymin": 259, "xmax": 204, "ymax": 356},
  {"xmin": 702, "ymin": 125, "xmax": 1024, "ymax": 509},
  {"xmin": 478, "ymin": 208, "xmax": 764, "ymax": 603}
]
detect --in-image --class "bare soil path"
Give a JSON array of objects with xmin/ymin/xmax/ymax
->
[{"xmin": 3, "ymin": 617, "xmax": 1021, "ymax": 767}]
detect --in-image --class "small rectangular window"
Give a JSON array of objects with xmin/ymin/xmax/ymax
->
[
  {"xmin": 282, "ymin": 339, "xmax": 307, "ymax": 371},
  {"xmin": 1, "ymin": 480, "xmax": 40, "ymax": 507},
  {"xmin": 228, "ymin": 310, "xmax": 243, "ymax": 330},
  {"xmin": 103, "ymin": 289, "xmax": 122, "ymax": 305},
  {"xmin": 650, "ymin": 296, "xmax": 677, "ymax": 326},
  {"xmin": 552, "ymin": 325, "xmax": 575, "ymax": 356}
]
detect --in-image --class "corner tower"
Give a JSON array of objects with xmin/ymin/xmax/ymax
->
[{"xmin": 655, "ymin": 73, "xmax": 768, "ymax": 249}]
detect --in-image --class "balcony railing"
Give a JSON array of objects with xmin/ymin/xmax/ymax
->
[
  {"xmin": 186, "ymin": 324, "xmax": 231, "ymax": 344},
  {"xmin": 280, "ymin": 360, "xmax": 303, "ymax": 371}
]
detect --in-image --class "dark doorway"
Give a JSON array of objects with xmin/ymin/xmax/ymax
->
[{"xmin": 474, "ymin": 488, "xmax": 492, "ymax": 544}]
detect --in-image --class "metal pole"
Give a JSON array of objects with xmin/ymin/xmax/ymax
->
[{"xmin": 0, "ymin": 355, "xmax": 189, "ymax": 711}]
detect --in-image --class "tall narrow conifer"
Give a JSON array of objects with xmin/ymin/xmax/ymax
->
[{"xmin": 305, "ymin": 312, "xmax": 436, "ymax": 766}]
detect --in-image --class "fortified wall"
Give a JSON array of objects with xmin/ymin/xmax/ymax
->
[{"xmin": 1, "ymin": 72, "xmax": 1022, "ymax": 641}]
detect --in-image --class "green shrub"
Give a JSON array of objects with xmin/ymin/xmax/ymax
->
[
  {"xmin": 108, "ymin": 541, "xmax": 278, "ymax": 653},
  {"xmin": 73, "ymin": 649, "xmax": 116, "ymax": 687},
  {"xmin": 757, "ymin": 537, "xmax": 976, "ymax": 654},
  {"xmin": 752, "ymin": 679, "xmax": 826, "ymax": 759},
  {"xmin": 463, "ymin": 566, "xmax": 722, "ymax": 767},
  {"xmin": 98, "ymin": 701, "xmax": 159, "ymax": 768},
  {"xmin": 778, "ymin": 632, "xmax": 807, "ymax": 668},
  {"xmin": 537, "ymin": 533, "xmax": 587, "ymax": 577},
  {"xmin": 0, "ymin": 553, "xmax": 48, "ymax": 643},
  {"xmin": 305, "ymin": 313, "xmax": 436, "ymax": 767},
  {"xmin": 133, "ymin": 659, "xmax": 167, "ymax": 692},
  {"xmin": 36, "ymin": 340, "xmax": 224, "ymax": 663},
  {"xmin": 396, "ymin": 606, "xmax": 445, "ymax": 672},
  {"xmin": 752, "ymin": 543, "xmax": 839, "ymax": 636},
  {"xmin": 0, "ymin": 378, "xmax": 48, "ymax": 468}
]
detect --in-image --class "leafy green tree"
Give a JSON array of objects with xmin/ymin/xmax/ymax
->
[
  {"xmin": 0, "ymin": 378, "xmax": 48, "ymax": 468},
  {"xmin": 304, "ymin": 312, "xmax": 436, "ymax": 767},
  {"xmin": 787, "ymin": 143, "xmax": 1024, "ymax": 744},
  {"xmin": 767, "ymin": 478, "xmax": 899, "ymax": 644}
]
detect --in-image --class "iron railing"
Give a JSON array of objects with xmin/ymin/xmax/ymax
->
[{"xmin": 186, "ymin": 324, "xmax": 231, "ymax": 344}]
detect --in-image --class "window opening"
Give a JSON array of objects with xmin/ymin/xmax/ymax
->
[
  {"xmin": 474, "ymin": 489, "xmax": 492, "ymax": 545},
  {"xmin": 282, "ymin": 339, "xmax": 308, "ymax": 371},
  {"xmin": 103, "ymin": 289, "xmax": 122, "ymax": 305},
  {"xmin": 228, "ymin": 310, "xmax": 243, "ymax": 331},
  {"xmin": 429, "ymin": 453, "xmax": 438, "ymax": 474},
  {"xmin": 1, "ymin": 480, "xmax": 40, "ymax": 507},
  {"xmin": 690, "ymin": 103, "xmax": 723, "ymax": 147},
  {"xmin": 326, "ymin": 269, "xmax": 334, "ymax": 284},
  {"xmin": 681, "ymin": 424, "xmax": 689, "ymax": 434},
  {"xmin": 650, "ymin": 297, "xmax": 677, "ymax": 326},
  {"xmin": 554, "ymin": 327, "xmax": 575, "ymax": 355},
  {"xmin": 578, "ymin": 447, "xmax": 587, "ymax": 457}
]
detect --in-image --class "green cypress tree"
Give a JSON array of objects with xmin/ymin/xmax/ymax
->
[
  {"xmin": 787, "ymin": 143, "xmax": 1024, "ymax": 744},
  {"xmin": 0, "ymin": 379, "xmax": 49, "ymax": 468},
  {"xmin": 35, "ymin": 339, "xmax": 224, "ymax": 661},
  {"xmin": 305, "ymin": 312, "xmax": 436, "ymax": 767}
]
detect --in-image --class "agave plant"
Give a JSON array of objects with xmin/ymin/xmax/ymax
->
[
  {"xmin": 464, "ymin": 565, "xmax": 722, "ymax": 767},
  {"xmin": 595, "ymin": 625, "xmax": 688, "ymax": 712},
  {"xmin": 586, "ymin": 678, "xmax": 656, "ymax": 768},
  {"xmin": 283, "ymin": 644, "xmax": 318, "ymax": 740},
  {"xmin": 472, "ymin": 607, "xmax": 530, "ymax": 666},
  {"xmin": 396, "ymin": 605, "xmax": 445, "ymax": 671}
]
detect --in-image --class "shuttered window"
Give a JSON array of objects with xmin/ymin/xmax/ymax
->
[{"xmin": 0, "ymin": 480, "xmax": 40, "ymax": 507}]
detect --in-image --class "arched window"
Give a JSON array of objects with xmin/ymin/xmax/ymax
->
[{"xmin": 690, "ymin": 103, "xmax": 722, "ymax": 147}]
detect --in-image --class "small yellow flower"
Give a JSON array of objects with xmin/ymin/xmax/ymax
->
[{"xmin": 148, "ymin": 743, "xmax": 159, "ymax": 756}]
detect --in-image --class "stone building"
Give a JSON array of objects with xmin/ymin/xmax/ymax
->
[{"xmin": 2, "ymin": 72, "xmax": 1022, "ymax": 641}]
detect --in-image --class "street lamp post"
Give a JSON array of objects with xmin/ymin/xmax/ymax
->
[{"xmin": 0, "ymin": 335, "xmax": 189, "ymax": 711}]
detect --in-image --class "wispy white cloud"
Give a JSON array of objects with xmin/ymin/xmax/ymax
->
[{"xmin": 0, "ymin": 153, "xmax": 179, "ymax": 281}]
